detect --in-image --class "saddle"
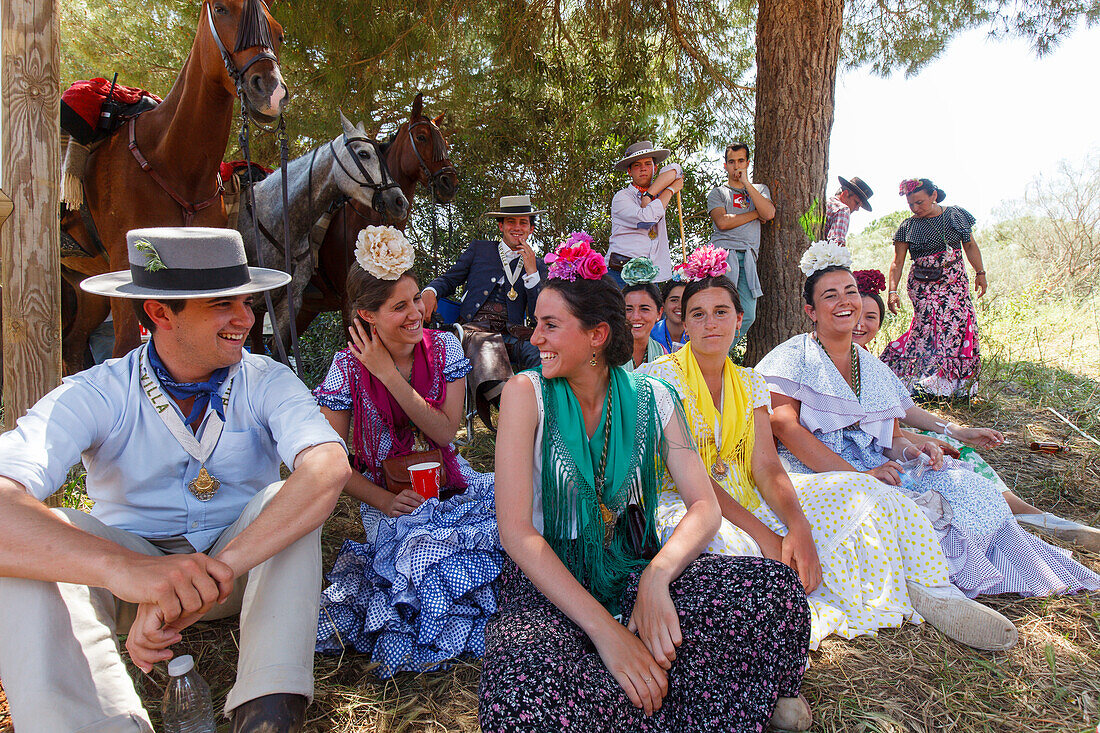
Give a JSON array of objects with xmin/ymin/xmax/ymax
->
[{"xmin": 59, "ymin": 77, "xmax": 161, "ymax": 209}]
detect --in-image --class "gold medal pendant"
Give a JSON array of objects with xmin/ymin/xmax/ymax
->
[
  {"xmin": 599, "ymin": 500, "xmax": 617, "ymax": 547},
  {"xmin": 189, "ymin": 466, "xmax": 221, "ymax": 502},
  {"xmin": 710, "ymin": 458, "xmax": 729, "ymax": 482},
  {"xmin": 507, "ymin": 287, "xmax": 518, "ymax": 301},
  {"xmin": 647, "ymin": 227, "xmax": 658, "ymax": 240}
]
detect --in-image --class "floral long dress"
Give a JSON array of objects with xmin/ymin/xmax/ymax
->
[
  {"xmin": 478, "ymin": 371, "xmax": 811, "ymax": 733},
  {"xmin": 881, "ymin": 205, "xmax": 980, "ymax": 399}
]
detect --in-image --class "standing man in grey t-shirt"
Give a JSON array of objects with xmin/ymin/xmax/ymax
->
[{"xmin": 707, "ymin": 142, "xmax": 775, "ymax": 346}]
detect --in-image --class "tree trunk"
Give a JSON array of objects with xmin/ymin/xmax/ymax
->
[{"xmin": 746, "ymin": 0, "xmax": 843, "ymax": 365}]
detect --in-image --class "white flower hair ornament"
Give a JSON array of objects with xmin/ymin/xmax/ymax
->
[
  {"xmin": 799, "ymin": 240, "xmax": 853, "ymax": 277},
  {"xmin": 354, "ymin": 226, "xmax": 415, "ymax": 280}
]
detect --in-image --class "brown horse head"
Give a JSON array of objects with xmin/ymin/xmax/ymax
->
[
  {"xmin": 201, "ymin": 0, "xmax": 289, "ymax": 122},
  {"xmin": 389, "ymin": 93, "xmax": 457, "ymax": 203}
]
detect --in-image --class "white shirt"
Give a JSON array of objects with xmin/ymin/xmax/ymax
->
[
  {"xmin": 0, "ymin": 347, "xmax": 344, "ymax": 552},
  {"xmin": 607, "ymin": 164, "xmax": 682, "ymax": 281}
]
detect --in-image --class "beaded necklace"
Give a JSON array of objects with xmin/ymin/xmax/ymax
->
[{"xmin": 813, "ymin": 333, "xmax": 861, "ymax": 399}]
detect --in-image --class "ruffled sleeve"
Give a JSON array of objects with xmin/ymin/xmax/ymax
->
[
  {"xmin": 437, "ymin": 330, "xmax": 472, "ymax": 382},
  {"xmin": 892, "ymin": 217, "xmax": 913, "ymax": 244},
  {"xmin": 737, "ymin": 366, "xmax": 773, "ymax": 413},
  {"xmin": 312, "ymin": 349, "xmax": 356, "ymax": 411},
  {"xmin": 756, "ymin": 334, "xmax": 909, "ymax": 449},
  {"xmin": 946, "ymin": 206, "xmax": 977, "ymax": 241}
]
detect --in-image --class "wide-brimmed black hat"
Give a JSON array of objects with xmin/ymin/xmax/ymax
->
[
  {"xmin": 484, "ymin": 195, "xmax": 548, "ymax": 219},
  {"xmin": 81, "ymin": 227, "xmax": 291, "ymax": 299},
  {"xmin": 838, "ymin": 176, "xmax": 874, "ymax": 211},
  {"xmin": 614, "ymin": 140, "xmax": 671, "ymax": 172}
]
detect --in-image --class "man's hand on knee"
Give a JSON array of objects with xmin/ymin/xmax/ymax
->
[{"xmin": 109, "ymin": 552, "xmax": 235, "ymax": 622}]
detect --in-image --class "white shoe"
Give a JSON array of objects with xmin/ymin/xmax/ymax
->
[
  {"xmin": 906, "ymin": 580, "xmax": 1018, "ymax": 651},
  {"xmin": 1016, "ymin": 512, "xmax": 1100, "ymax": 553},
  {"xmin": 769, "ymin": 695, "xmax": 812, "ymax": 731}
]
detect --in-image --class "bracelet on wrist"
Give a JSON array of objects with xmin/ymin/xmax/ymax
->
[
  {"xmin": 888, "ymin": 290, "xmax": 898, "ymax": 295},
  {"xmin": 975, "ymin": 270, "xmax": 986, "ymax": 276}
]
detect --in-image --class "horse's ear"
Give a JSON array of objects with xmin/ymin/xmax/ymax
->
[
  {"xmin": 432, "ymin": 112, "xmax": 445, "ymax": 128},
  {"xmin": 411, "ymin": 93, "xmax": 424, "ymax": 121},
  {"xmin": 339, "ymin": 110, "xmax": 357, "ymax": 138}
]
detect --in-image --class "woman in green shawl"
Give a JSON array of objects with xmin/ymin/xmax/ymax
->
[{"xmin": 479, "ymin": 236, "xmax": 812, "ymax": 733}]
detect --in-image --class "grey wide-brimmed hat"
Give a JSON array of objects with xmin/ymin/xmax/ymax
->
[
  {"xmin": 81, "ymin": 227, "xmax": 292, "ymax": 299},
  {"xmin": 614, "ymin": 140, "xmax": 671, "ymax": 172},
  {"xmin": 484, "ymin": 195, "xmax": 548, "ymax": 219},
  {"xmin": 838, "ymin": 176, "xmax": 874, "ymax": 211}
]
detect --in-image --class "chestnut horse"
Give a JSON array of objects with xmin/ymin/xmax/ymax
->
[
  {"xmin": 296, "ymin": 94, "xmax": 457, "ymax": 333},
  {"xmin": 59, "ymin": 0, "xmax": 288, "ymax": 374}
]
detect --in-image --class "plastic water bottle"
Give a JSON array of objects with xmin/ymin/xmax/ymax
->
[{"xmin": 162, "ymin": 655, "xmax": 216, "ymax": 733}]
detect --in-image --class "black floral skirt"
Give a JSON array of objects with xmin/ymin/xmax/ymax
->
[{"xmin": 479, "ymin": 554, "xmax": 811, "ymax": 733}]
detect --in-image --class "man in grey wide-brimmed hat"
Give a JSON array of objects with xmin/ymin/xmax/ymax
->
[
  {"xmin": 607, "ymin": 140, "xmax": 684, "ymax": 284},
  {"xmin": 0, "ymin": 227, "xmax": 350, "ymax": 733}
]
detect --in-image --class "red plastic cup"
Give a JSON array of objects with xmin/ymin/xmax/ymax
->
[{"xmin": 408, "ymin": 461, "xmax": 441, "ymax": 500}]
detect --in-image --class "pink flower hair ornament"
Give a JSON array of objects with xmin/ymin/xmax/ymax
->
[
  {"xmin": 545, "ymin": 231, "xmax": 608, "ymax": 281},
  {"xmin": 673, "ymin": 245, "xmax": 731, "ymax": 282},
  {"xmin": 898, "ymin": 178, "xmax": 922, "ymax": 196}
]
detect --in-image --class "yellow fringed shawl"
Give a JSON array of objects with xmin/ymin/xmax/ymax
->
[{"xmin": 669, "ymin": 343, "xmax": 759, "ymax": 512}]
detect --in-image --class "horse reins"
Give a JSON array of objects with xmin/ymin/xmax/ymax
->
[
  {"xmin": 127, "ymin": 119, "xmax": 224, "ymax": 226},
  {"xmin": 406, "ymin": 119, "xmax": 456, "ymax": 278}
]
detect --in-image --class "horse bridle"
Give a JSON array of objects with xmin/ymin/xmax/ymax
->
[
  {"xmin": 205, "ymin": 1, "xmax": 280, "ymax": 104},
  {"xmin": 407, "ymin": 119, "xmax": 456, "ymax": 194},
  {"xmin": 329, "ymin": 134, "xmax": 403, "ymax": 214}
]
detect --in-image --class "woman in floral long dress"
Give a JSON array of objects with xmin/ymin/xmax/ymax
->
[
  {"xmin": 314, "ymin": 229, "xmax": 503, "ymax": 677},
  {"xmin": 881, "ymin": 178, "xmax": 988, "ymax": 398},
  {"xmin": 480, "ymin": 237, "xmax": 812, "ymax": 733},
  {"xmin": 641, "ymin": 246, "xmax": 1017, "ymax": 653}
]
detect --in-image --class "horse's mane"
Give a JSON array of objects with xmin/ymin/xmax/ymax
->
[{"xmin": 235, "ymin": 0, "xmax": 275, "ymax": 52}]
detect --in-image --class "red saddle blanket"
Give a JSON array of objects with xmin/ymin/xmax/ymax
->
[{"xmin": 61, "ymin": 78, "xmax": 162, "ymax": 144}]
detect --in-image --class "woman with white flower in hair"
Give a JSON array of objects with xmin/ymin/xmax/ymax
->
[
  {"xmin": 758, "ymin": 242, "xmax": 1099, "ymax": 610},
  {"xmin": 314, "ymin": 226, "xmax": 503, "ymax": 677},
  {"xmin": 641, "ymin": 245, "xmax": 1019, "ymax": 659}
]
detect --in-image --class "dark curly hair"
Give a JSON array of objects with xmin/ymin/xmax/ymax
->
[
  {"xmin": 682, "ymin": 275, "xmax": 743, "ymax": 315},
  {"xmin": 543, "ymin": 275, "xmax": 633, "ymax": 366}
]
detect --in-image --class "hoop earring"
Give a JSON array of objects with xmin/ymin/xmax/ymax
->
[{"xmin": 589, "ymin": 351, "xmax": 598, "ymax": 367}]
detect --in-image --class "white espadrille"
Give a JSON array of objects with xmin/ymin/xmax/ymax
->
[
  {"xmin": 907, "ymin": 580, "xmax": 1018, "ymax": 651},
  {"xmin": 1016, "ymin": 512, "xmax": 1100, "ymax": 554},
  {"xmin": 769, "ymin": 694, "xmax": 812, "ymax": 731}
]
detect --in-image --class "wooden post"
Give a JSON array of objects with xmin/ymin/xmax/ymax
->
[{"xmin": 2, "ymin": 1, "xmax": 62, "ymax": 445}]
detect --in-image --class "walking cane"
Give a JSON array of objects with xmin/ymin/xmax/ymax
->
[{"xmin": 676, "ymin": 190, "xmax": 686, "ymax": 261}]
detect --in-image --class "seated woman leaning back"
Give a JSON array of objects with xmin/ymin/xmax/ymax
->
[
  {"xmin": 480, "ymin": 235, "xmax": 812, "ymax": 733},
  {"xmin": 640, "ymin": 244, "xmax": 1018, "ymax": 653}
]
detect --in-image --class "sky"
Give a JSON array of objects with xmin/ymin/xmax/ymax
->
[{"xmin": 827, "ymin": 24, "xmax": 1100, "ymax": 235}]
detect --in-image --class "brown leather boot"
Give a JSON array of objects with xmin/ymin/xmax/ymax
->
[{"xmin": 230, "ymin": 693, "xmax": 307, "ymax": 733}]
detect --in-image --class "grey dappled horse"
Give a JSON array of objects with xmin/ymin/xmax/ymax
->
[{"xmin": 239, "ymin": 111, "xmax": 408, "ymax": 353}]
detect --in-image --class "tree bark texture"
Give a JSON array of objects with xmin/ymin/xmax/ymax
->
[
  {"xmin": 2, "ymin": 0, "xmax": 62, "ymax": 442},
  {"xmin": 746, "ymin": 0, "xmax": 843, "ymax": 365}
]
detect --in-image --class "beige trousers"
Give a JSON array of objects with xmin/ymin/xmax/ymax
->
[{"xmin": 0, "ymin": 481, "xmax": 321, "ymax": 733}]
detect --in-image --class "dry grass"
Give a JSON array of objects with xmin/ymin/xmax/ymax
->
[{"xmin": 3, "ymin": 362, "xmax": 1100, "ymax": 732}]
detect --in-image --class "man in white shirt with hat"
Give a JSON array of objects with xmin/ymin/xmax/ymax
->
[
  {"xmin": 0, "ymin": 227, "xmax": 351, "ymax": 733},
  {"xmin": 607, "ymin": 140, "xmax": 684, "ymax": 285}
]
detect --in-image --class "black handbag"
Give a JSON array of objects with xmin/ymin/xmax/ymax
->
[
  {"xmin": 607, "ymin": 252, "xmax": 632, "ymax": 272},
  {"xmin": 911, "ymin": 213, "xmax": 953, "ymax": 282},
  {"xmin": 623, "ymin": 503, "xmax": 660, "ymax": 559}
]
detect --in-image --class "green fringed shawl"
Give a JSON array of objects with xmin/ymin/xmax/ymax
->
[{"xmin": 538, "ymin": 366, "xmax": 666, "ymax": 613}]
